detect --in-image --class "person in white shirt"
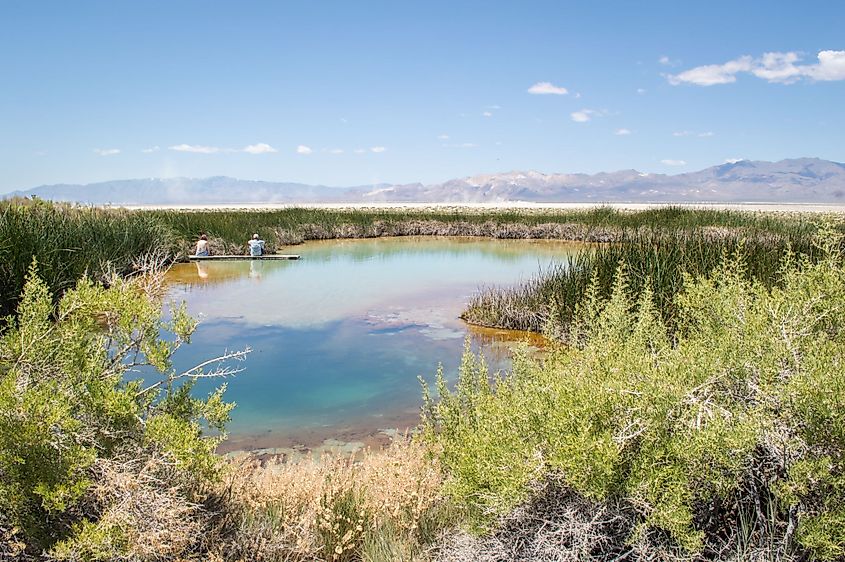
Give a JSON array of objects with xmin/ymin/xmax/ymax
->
[
  {"xmin": 248, "ymin": 233, "xmax": 265, "ymax": 256},
  {"xmin": 195, "ymin": 234, "xmax": 209, "ymax": 256}
]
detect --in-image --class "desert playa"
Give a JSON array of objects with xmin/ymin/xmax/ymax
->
[{"xmin": 122, "ymin": 201, "xmax": 845, "ymax": 213}]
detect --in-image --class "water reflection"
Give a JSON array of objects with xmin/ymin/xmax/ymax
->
[
  {"xmin": 248, "ymin": 260, "xmax": 264, "ymax": 280},
  {"xmin": 166, "ymin": 260, "xmax": 252, "ymax": 286},
  {"xmin": 165, "ymin": 236, "xmax": 580, "ymax": 451},
  {"xmin": 196, "ymin": 261, "xmax": 209, "ymax": 280}
]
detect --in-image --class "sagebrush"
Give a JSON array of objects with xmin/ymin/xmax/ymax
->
[{"xmin": 424, "ymin": 225, "xmax": 845, "ymax": 559}]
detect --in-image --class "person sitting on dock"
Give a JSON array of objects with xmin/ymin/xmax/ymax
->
[
  {"xmin": 248, "ymin": 233, "xmax": 265, "ymax": 256},
  {"xmin": 195, "ymin": 233, "xmax": 210, "ymax": 256}
]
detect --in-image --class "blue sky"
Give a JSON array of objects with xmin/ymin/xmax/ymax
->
[{"xmin": 1, "ymin": 0, "xmax": 843, "ymax": 192}]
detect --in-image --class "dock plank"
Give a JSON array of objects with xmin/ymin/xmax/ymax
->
[{"xmin": 188, "ymin": 254, "xmax": 300, "ymax": 261}]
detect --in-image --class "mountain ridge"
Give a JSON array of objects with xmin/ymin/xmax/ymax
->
[{"xmin": 7, "ymin": 158, "xmax": 845, "ymax": 205}]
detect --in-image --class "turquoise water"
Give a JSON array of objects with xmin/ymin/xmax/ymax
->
[{"xmin": 165, "ymin": 236, "xmax": 579, "ymax": 451}]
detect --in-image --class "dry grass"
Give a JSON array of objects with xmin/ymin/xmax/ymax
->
[
  {"xmin": 35, "ymin": 439, "xmax": 449, "ymax": 561},
  {"xmin": 90, "ymin": 457, "xmax": 204, "ymax": 559},
  {"xmin": 47, "ymin": 454, "xmax": 213, "ymax": 561},
  {"xmin": 432, "ymin": 478, "xmax": 635, "ymax": 562},
  {"xmin": 220, "ymin": 437, "xmax": 448, "ymax": 562}
]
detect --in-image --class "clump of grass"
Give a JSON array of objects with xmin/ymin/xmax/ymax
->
[{"xmin": 222, "ymin": 438, "xmax": 450, "ymax": 562}]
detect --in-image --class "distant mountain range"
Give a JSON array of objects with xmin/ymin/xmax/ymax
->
[{"xmin": 7, "ymin": 158, "xmax": 845, "ymax": 205}]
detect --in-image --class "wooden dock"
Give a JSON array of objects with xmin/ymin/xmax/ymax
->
[{"xmin": 189, "ymin": 254, "xmax": 300, "ymax": 261}]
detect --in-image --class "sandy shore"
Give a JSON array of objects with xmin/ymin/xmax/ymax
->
[{"xmin": 120, "ymin": 201, "xmax": 845, "ymax": 213}]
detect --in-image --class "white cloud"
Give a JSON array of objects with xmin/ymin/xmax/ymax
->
[
  {"xmin": 170, "ymin": 144, "xmax": 223, "ymax": 154},
  {"xmin": 636, "ymin": 88, "xmax": 647, "ymax": 95},
  {"xmin": 370, "ymin": 146, "xmax": 386, "ymax": 153},
  {"xmin": 673, "ymin": 130, "xmax": 715, "ymax": 138},
  {"xmin": 807, "ymin": 49, "xmax": 845, "ymax": 80},
  {"xmin": 93, "ymin": 148, "xmax": 120, "ymax": 156},
  {"xmin": 170, "ymin": 142, "xmax": 278, "ymax": 154},
  {"xmin": 661, "ymin": 159, "xmax": 687, "ymax": 166},
  {"xmin": 327, "ymin": 148, "xmax": 345, "ymax": 154},
  {"xmin": 482, "ymin": 111, "xmax": 493, "ymax": 117},
  {"xmin": 724, "ymin": 157, "xmax": 745, "ymax": 164},
  {"xmin": 570, "ymin": 111, "xmax": 590, "ymax": 123},
  {"xmin": 243, "ymin": 143, "xmax": 278, "ymax": 154},
  {"xmin": 353, "ymin": 148, "xmax": 367, "ymax": 154},
  {"xmin": 527, "ymin": 81, "xmax": 568, "ymax": 95},
  {"xmin": 668, "ymin": 56, "xmax": 754, "ymax": 86},
  {"xmin": 751, "ymin": 51, "xmax": 803, "ymax": 83},
  {"xmin": 669, "ymin": 50, "xmax": 845, "ymax": 86},
  {"xmin": 571, "ymin": 109, "xmax": 599, "ymax": 123},
  {"xmin": 614, "ymin": 128, "xmax": 632, "ymax": 136},
  {"xmin": 141, "ymin": 146, "xmax": 160, "ymax": 153},
  {"xmin": 659, "ymin": 55, "xmax": 672, "ymax": 66},
  {"xmin": 750, "ymin": 50, "xmax": 845, "ymax": 83},
  {"xmin": 296, "ymin": 145, "xmax": 313, "ymax": 155},
  {"xmin": 437, "ymin": 134, "xmax": 450, "ymax": 140},
  {"xmin": 486, "ymin": 104, "xmax": 501, "ymax": 109}
]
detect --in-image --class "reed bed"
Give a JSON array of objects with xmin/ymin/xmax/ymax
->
[
  {"xmin": 146, "ymin": 205, "xmax": 819, "ymax": 255},
  {"xmin": 462, "ymin": 227, "xmax": 825, "ymax": 337},
  {"xmin": 0, "ymin": 199, "xmax": 176, "ymax": 317}
]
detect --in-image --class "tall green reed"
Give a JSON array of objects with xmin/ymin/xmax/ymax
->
[
  {"xmin": 462, "ymin": 227, "xmax": 825, "ymax": 336},
  {"xmin": 145, "ymin": 205, "xmax": 819, "ymax": 252},
  {"xmin": 0, "ymin": 199, "xmax": 176, "ymax": 317}
]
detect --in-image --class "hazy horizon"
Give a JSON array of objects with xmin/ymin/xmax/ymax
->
[{"xmin": 8, "ymin": 156, "xmax": 845, "ymax": 195}]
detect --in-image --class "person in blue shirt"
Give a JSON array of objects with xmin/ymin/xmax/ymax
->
[{"xmin": 248, "ymin": 233, "xmax": 265, "ymax": 256}]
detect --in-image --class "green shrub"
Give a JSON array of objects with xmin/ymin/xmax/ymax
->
[
  {"xmin": 0, "ymin": 263, "xmax": 240, "ymax": 557},
  {"xmin": 424, "ymin": 226, "xmax": 845, "ymax": 558}
]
